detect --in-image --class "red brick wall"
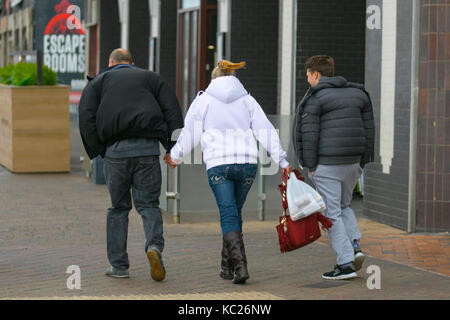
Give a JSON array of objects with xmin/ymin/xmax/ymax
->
[{"xmin": 417, "ymin": 0, "xmax": 450, "ymax": 232}]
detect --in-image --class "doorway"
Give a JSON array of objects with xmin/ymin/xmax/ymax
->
[{"xmin": 176, "ymin": 0, "xmax": 217, "ymax": 113}]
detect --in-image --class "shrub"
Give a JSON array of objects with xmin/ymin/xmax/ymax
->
[{"xmin": 0, "ymin": 63, "xmax": 58, "ymax": 86}]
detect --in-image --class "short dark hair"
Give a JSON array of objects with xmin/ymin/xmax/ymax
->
[
  {"xmin": 110, "ymin": 49, "xmax": 133, "ymax": 64},
  {"xmin": 305, "ymin": 55, "xmax": 335, "ymax": 77}
]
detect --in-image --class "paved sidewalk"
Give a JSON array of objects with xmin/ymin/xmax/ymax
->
[
  {"xmin": 318, "ymin": 216, "xmax": 450, "ymax": 277},
  {"xmin": 0, "ymin": 163, "xmax": 449, "ymax": 300}
]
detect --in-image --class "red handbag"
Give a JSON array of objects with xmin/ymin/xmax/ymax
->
[{"xmin": 276, "ymin": 169, "xmax": 333, "ymax": 253}]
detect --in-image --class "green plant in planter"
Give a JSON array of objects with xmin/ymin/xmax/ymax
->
[{"xmin": 0, "ymin": 63, "xmax": 58, "ymax": 86}]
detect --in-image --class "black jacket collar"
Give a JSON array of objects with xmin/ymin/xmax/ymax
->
[{"xmin": 86, "ymin": 64, "xmax": 135, "ymax": 82}]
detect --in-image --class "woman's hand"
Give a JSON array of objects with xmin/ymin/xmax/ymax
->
[{"xmin": 283, "ymin": 165, "xmax": 292, "ymax": 175}]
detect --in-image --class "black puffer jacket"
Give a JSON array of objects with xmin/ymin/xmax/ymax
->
[
  {"xmin": 79, "ymin": 65, "xmax": 184, "ymax": 159},
  {"xmin": 292, "ymin": 76, "xmax": 375, "ymax": 171}
]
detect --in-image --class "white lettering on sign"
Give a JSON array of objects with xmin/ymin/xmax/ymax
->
[{"xmin": 43, "ymin": 34, "xmax": 85, "ymax": 73}]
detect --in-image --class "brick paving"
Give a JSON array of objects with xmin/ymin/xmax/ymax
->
[
  {"xmin": 318, "ymin": 218, "xmax": 450, "ymax": 277},
  {"xmin": 0, "ymin": 131, "xmax": 449, "ymax": 300}
]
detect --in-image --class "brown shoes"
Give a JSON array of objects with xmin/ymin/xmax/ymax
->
[{"xmin": 147, "ymin": 246, "xmax": 166, "ymax": 281}]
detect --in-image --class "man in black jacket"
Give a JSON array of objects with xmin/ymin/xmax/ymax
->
[
  {"xmin": 79, "ymin": 49, "xmax": 184, "ymax": 281},
  {"xmin": 292, "ymin": 55, "xmax": 375, "ymax": 280}
]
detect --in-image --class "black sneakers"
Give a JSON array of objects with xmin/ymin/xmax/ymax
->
[
  {"xmin": 322, "ymin": 264, "xmax": 357, "ymax": 280},
  {"xmin": 105, "ymin": 266, "xmax": 130, "ymax": 278}
]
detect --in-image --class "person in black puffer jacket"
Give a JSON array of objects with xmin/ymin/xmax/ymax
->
[
  {"xmin": 292, "ymin": 55, "xmax": 375, "ymax": 280},
  {"xmin": 79, "ymin": 49, "xmax": 183, "ymax": 282}
]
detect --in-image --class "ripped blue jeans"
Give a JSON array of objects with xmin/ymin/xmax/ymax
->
[{"xmin": 207, "ymin": 164, "xmax": 257, "ymax": 236}]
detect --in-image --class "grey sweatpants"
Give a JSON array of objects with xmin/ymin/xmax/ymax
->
[{"xmin": 310, "ymin": 163, "xmax": 362, "ymax": 266}]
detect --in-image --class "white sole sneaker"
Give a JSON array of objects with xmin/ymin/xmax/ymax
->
[
  {"xmin": 353, "ymin": 252, "xmax": 365, "ymax": 271},
  {"xmin": 322, "ymin": 272, "xmax": 358, "ymax": 280},
  {"xmin": 106, "ymin": 274, "xmax": 130, "ymax": 278}
]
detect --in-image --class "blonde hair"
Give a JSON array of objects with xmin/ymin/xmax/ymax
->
[{"xmin": 211, "ymin": 60, "xmax": 246, "ymax": 80}]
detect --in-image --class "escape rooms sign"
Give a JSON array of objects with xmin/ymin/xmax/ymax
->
[{"xmin": 34, "ymin": 0, "xmax": 85, "ymax": 87}]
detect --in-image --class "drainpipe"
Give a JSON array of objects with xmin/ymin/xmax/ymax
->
[
  {"xmin": 148, "ymin": 0, "xmax": 160, "ymax": 72},
  {"xmin": 407, "ymin": 0, "xmax": 420, "ymax": 233}
]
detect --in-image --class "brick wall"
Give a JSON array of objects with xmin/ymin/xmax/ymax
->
[
  {"xmin": 296, "ymin": 0, "xmax": 366, "ymax": 101},
  {"xmin": 230, "ymin": 0, "xmax": 279, "ymax": 115},
  {"xmin": 416, "ymin": 0, "xmax": 450, "ymax": 232},
  {"xmin": 364, "ymin": 0, "xmax": 414, "ymax": 230}
]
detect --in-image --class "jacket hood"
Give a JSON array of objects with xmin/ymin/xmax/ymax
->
[
  {"xmin": 205, "ymin": 76, "xmax": 248, "ymax": 103},
  {"xmin": 312, "ymin": 76, "xmax": 348, "ymax": 92}
]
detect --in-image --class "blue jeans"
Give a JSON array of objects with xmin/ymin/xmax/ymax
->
[
  {"xmin": 207, "ymin": 164, "xmax": 257, "ymax": 236},
  {"xmin": 103, "ymin": 156, "xmax": 164, "ymax": 270}
]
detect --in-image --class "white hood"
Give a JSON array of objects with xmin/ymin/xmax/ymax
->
[
  {"xmin": 170, "ymin": 75, "xmax": 289, "ymax": 170},
  {"xmin": 205, "ymin": 76, "xmax": 248, "ymax": 103}
]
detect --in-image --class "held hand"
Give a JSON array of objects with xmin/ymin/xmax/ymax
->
[
  {"xmin": 168, "ymin": 160, "xmax": 177, "ymax": 169},
  {"xmin": 163, "ymin": 153, "xmax": 171, "ymax": 164},
  {"xmin": 164, "ymin": 154, "xmax": 178, "ymax": 169}
]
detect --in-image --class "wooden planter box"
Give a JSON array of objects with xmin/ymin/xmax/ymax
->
[{"xmin": 0, "ymin": 84, "xmax": 70, "ymax": 173}]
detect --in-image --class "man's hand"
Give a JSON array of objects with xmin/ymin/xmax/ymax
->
[{"xmin": 164, "ymin": 154, "xmax": 178, "ymax": 169}]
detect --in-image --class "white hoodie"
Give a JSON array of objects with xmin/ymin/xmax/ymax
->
[{"xmin": 170, "ymin": 76, "xmax": 289, "ymax": 170}]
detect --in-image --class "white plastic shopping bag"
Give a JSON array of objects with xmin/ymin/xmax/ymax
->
[{"xmin": 286, "ymin": 172, "xmax": 326, "ymax": 221}]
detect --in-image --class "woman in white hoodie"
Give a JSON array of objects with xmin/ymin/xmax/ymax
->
[{"xmin": 166, "ymin": 60, "xmax": 291, "ymax": 284}]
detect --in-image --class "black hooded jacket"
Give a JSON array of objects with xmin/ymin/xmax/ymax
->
[
  {"xmin": 292, "ymin": 76, "xmax": 375, "ymax": 171},
  {"xmin": 78, "ymin": 65, "xmax": 184, "ymax": 159}
]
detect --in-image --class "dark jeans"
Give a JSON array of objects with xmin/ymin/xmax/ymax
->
[
  {"xmin": 104, "ymin": 156, "xmax": 163, "ymax": 270},
  {"xmin": 207, "ymin": 164, "xmax": 257, "ymax": 236}
]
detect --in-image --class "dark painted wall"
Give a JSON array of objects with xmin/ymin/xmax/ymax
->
[
  {"xmin": 230, "ymin": 0, "xmax": 279, "ymax": 115},
  {"xmin": 296, "ymin": 0, "xmax": 366, "ymax": 101},
  {"xmin": 129, "ymin": 0, "xmax": 149, "ymax": 69},
  {"xmin": 159, "ymin": 0, "xmax": 177, "ymax": 91},
  {"xmin": 99, "ymin": 0, "xmax": 120, "ymax": 69}
]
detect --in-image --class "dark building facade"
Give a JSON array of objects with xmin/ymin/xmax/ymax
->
[{"xmin": 82, "ymin": 0, "xmax": 449, "ymax": 233}]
